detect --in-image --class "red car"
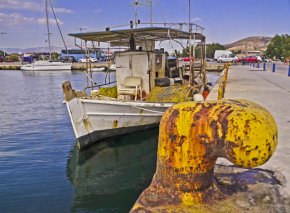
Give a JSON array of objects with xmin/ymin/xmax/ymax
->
[
  {"xmin": 236, "ymin": 57, "xmax": 244, "ymax": 63},
  {"xmin": 244, "ymin": 56, "xmax": 258, "ymax": 63},
  {"xmin": 182, "ymin": 57, "xmax": 191, "ymax": 62}
]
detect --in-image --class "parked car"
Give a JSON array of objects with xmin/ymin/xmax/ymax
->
[
  {"xmin": 61, "ymin": 56, "xmax": 77, "ymax": 63},
  {"xmin": 217, "ymin": 55, "xmax": 237, "ymax": 63},
  {"xmin": 214, "ymin": 50, "xmax": 236, "ymax": 60},
  {"xmin": 262, "ymin": 58, "xmax": 272, "ymax": 63},
  {"xmin": 244, "ymin": 56, "xmax": 258, "ymax": 63},
  {"xmin": 78, "ymin": 57, "xmax": 98, "ymax": 63},
  {"xmin": 182, "ymin": 57, "xmax": 191, "ymax": 62},
  {"xmin": 256, "ymin": 56, "xmax": 262, "ymax": 62},
  {"xmin": 206, "ymin": 58, "xmax": 214, "ymax": 62},
  {"xmin": 236, "ymin": 57, "xmax": 244, "ymax": 63}
]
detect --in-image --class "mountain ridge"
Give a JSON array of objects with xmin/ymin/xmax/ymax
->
[
  {"xmin": 1, "ymin": 36, "xmax": 273, "ymax": 54},
  {"xmin": 1, "ymin": 46, "xmax": 66, "ymax": 54},
  {"xmin": 224, "ymin": 36, "xmax": 272, "ymax": 53}
]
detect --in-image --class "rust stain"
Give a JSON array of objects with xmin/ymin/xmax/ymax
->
[
  {"xmin": 131, "ymin": 99, "xmax": 278, "ymax": 212},
  {"xmin": 83, "ymin": 118, "xmax": 90, "ymax": 130},
  {"xmin": 112, "ymin": 120, "xmax": 118, "ymax": 128}
]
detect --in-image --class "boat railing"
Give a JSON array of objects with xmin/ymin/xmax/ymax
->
[
  {"xmin": 84, "ymin": 81, "xmax": 117, "ymax": 92},
  {"xmin": 83, "ymin": 70, "xmax": 116, "ymax": 92}
]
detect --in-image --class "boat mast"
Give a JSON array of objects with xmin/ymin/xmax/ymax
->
[
  {"xmin": 188, "ymin": 0, "xmax": 194, "ymax": 86},
  {"xmin": 48, "ymin": 0, "xmax": 69, "ymax": 56},
  {"xmin": 133, "ymin": 0, "xmax": 139, "ymax": 27},
  {"xmin": 188, "ymin": 0, "xmax": 191, "ymax": 32},
  {"xmin": 45, "ymin": 0, "xmax": 52, "ymax": 60}
]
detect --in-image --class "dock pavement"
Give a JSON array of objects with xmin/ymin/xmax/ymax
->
[{"xmin": 207, "ymin": 64, "xmax": 290, "ymax": 205}]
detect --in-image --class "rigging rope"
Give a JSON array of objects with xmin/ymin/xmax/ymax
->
[{"xmin": 48, "ymin": 0, "xmax": 68, "ymax": 55}]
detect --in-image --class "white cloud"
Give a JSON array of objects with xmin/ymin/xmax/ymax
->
[
  {"xmin": 0, "ymin": 12, "xmax": 62, "ymax": 26},
  {"xmin": 54, "ymin": 7, "xmax": 72, "ymax": 14},
  {"xmin": 37, "ymin": 17, "xmax": 63, "ymax": 25},
  {"xmin": 0, "ymin": 0, "xmax": 35, "ymax": 10},
  {"xmin": 0, "ymin": 12, "xmax": 34, "ymax": 26},
  {"xmin": 0, "ymin": 0, "xmax": 73, "ymax": 13},
  {"xmin": 192, "ymin": 17, "xmax": 202, "ymax": 22}
]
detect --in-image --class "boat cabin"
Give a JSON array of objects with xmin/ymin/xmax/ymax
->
[{"xmin": 68, "ymin": 27, "xmax": 206, "ymax": 101}]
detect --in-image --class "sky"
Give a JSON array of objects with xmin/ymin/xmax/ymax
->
[{"xmin": 0, "ymin": 0, "xmax": 290, "ymax": 49}]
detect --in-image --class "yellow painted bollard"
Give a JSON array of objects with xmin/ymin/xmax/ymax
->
[{"xmin": 131, "ymin": 99, "xmax": 278, "ymax": 212}]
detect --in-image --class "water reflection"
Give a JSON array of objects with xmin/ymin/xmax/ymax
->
[{"xmin": 66, "ymin": 128, "xmax": 159, "ymax": 213}]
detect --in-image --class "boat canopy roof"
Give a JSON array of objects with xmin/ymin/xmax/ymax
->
[{"xmin": 68, "ymin": 27, "xmax": 205, "ymax": 46}]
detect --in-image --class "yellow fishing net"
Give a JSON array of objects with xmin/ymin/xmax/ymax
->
[
  {"xmin": 146, "ymin": 86, "xmax": 193, "ymax": 103},
  {"xmin": 99, "ymin": 86, "xmax": 117, "ymax": 98}
]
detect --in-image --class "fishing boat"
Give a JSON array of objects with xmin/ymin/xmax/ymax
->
[
  {"xmin": 21, "ymin": 0, "xmax": 71, "ymax": 71},
  {"xmin": 63, "ymin": 24, "xmax": 207, "ymax": 150}
]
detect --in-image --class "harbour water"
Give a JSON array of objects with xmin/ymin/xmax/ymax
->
[{"xmin": 0, "ymin": 70, "xmax": 220, "ymax": 212}]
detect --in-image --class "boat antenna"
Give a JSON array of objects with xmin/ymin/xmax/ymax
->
[
  {"xmin": 188, "ymin": 0, "xmax": 191, "ymax": 32},
  {"xmin": 131, "ymin": 0, "xmax": 146, "ymax": 27},
  {"xmin": 48, "ymin": 0, "xmax": 69, "ymax": 56},
  {"xmin": 149, "ymin": 0, "xmax": 153, "ymax": 26},
  {"xmin": 45, "ymin": 0, "xmax": 52, "ymax": 60},
  {"xmin": 134, "ymin": 0, "xmax": 139, "ymax": 27}
]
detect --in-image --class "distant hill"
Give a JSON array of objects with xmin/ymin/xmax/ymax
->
[
  {"xmin": 224, "ymin": 36, "xmax": 272, "ymax": 53},
  {"xmin": 1, "ymin": 46, "xmax": 65, "ymax": 54}
]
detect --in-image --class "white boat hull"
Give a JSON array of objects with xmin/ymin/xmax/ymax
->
[
  {"xmin": 66, "ymin": 98, "xmax": 173, "ymax": 150},
  {"xmin": 88, "ymin": 67, "xmax": 106, "ymax": 72},
  {"xmin": 21, "ymin": 61, "xmax": 72, "ymax": 71}
]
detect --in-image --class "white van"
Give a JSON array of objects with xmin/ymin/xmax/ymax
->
[
  {"xmin": 217, "ymin": 55, "xmax": 237, "ymax": 63},
  {"xmin": 214, "ymin": 50, "xmax": 237, "ymax": 60}
]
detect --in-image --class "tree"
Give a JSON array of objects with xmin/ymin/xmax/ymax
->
[
  {"xmin": 206, "ymin": 43, "xmax": 225, "ymax": 58},
  {"xmin": 174, "ymin": 49, "xmax": 181, "ymax": 57},
  {"xmin": 0, "ymin": 50, "xmax": 7, "ymax": 56},
  {"xmin": 51, "ymin": 52, "xmax": 60, "ymax": 61},
  {"xmin": 232, "ymin": 49, "xmax": 242, "ymax": 55},
  {"xmin": 8, "ymin": 53, "xmax": 19, "ymax": 62},
  {"xmin": 179, "ymin": 43, "xmax": 225, "ymax": 59},
  {"xmin": 266, "ymin": 34, "xmax": 290, "ymax": 59}
]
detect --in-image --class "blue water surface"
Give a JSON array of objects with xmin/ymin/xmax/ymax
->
[
  {"xmin": 0, "ymin": 70, "xmax": 220, "ymax": 213},
  {"xmin": 0, "ymin": 70, "xmax": 157, "ymax": 213}
]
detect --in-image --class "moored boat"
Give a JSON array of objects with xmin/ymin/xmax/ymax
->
[
  {"xmin": 21, "ymin": 60, "xmax": 72, "ymax": 71},
  {"xmin": 63, "ymin": 25, "xmax": 208, "ymax": 150},
  {"xmin": 21, "ymin": 0, "xmax": 72, "ymax": 71}
]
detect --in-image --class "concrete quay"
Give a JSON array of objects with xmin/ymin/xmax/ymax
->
[
  {"xmin": 0, "ymin": 62, "xmax": 21, "ymax": 70},
  {"xmin": 208, "ymin": 64, "xmax": 290, "ymax": 211}
]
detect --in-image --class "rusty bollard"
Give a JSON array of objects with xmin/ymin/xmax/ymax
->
[{"xmin": 131, "ymin": 99, "xmax": 278, "ymax": 212}]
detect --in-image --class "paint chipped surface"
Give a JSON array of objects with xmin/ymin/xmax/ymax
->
[{"xmin": 131, "ymin": 99, "xmax": 278, "ymax": 212}]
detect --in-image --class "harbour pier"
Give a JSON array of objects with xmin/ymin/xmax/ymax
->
[
  {"xmin": 0, "ymin": 62, "xmax": 21, "ymax": 70},
  {"xmin": 131, "ymin": 64, "xmax": 290, "ymax": 212},
  {"xmin": 209, "ymin": 64, "xmax": 290, "ymax": 210}
]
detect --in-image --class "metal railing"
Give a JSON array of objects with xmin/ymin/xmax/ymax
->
[{"xmin": 218, "ymin": 63, "xmax": 230, "ymax": 100}]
